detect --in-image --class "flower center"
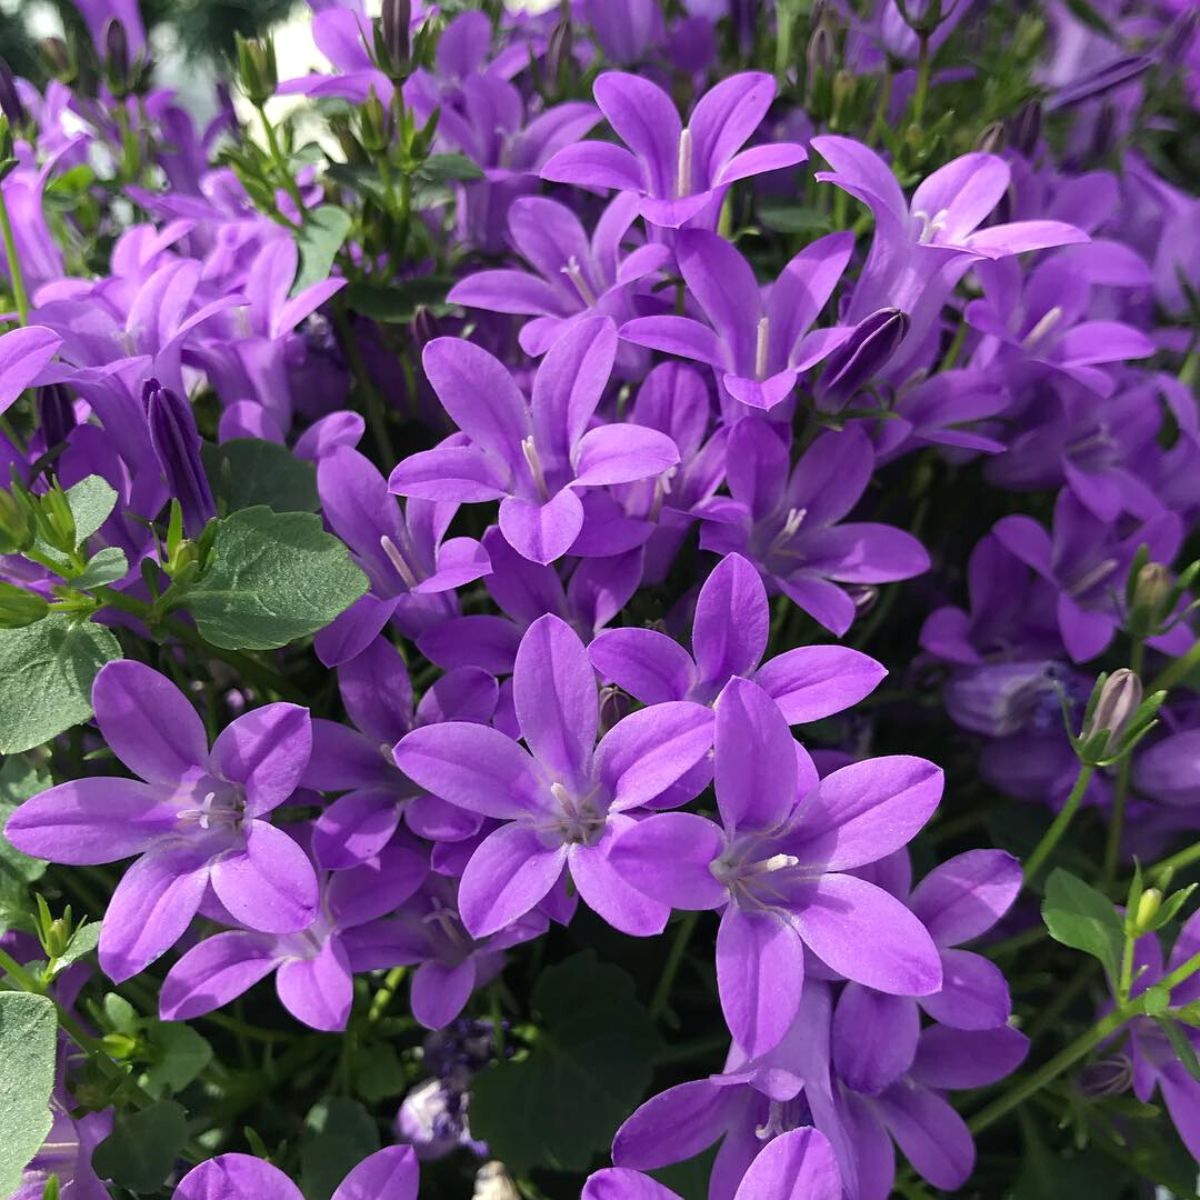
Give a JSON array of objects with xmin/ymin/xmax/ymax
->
[
  {"xmin": 675, "ymin": 128, "xmax": 693, "ymax": 199},
  {"xmin": 754, "ymin": 316, "xmax": 770, "ymax": 380},
  {"xmin": 380, "ymin": 533, "xmax": 421, "ymax": 590},
  {"xmin": 522, "ymin": 435, "xmax": 549, "ymax": 500},
  {"xmin": 176, "ymin": 779, "xmax": 244, "ymax": 831},
  {"xmin": 560, "ymin": 255, "xmax": 598, "ymax": 307},
  {"xmin": 1022, "ymin": 305, "xmax": 1063, "ymax": 350},
  {"xmin": 547, "ymin": 780, "xmax": 607, "ymax": 845}
]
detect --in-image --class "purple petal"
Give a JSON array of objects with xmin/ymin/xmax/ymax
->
[
  {"xmin": 688, "ymin": 72, "xmax": 776, "ymax": 181},
  {"xmin": 448, "ymin": 269, "xmax": 563, "ymax": 316},
  {"xmin": 717, "ymin": 905, "xmax": 804, "ymax": 1057},
  {"xmin": 778, "ymin": 576, "xmax": 858, "ymax": 638},
  {"xmin": 694, "ymin": 553, "xmax": 769, "ymax": 687},
  {"xmin": 911, "ymin": 153, "xmax": 1009, "ymax": 241},
  {"xmin": 908, "ymin": 849, "xmax": 1021, "ymax": 946},
  {"xmin": 160, "ymin": 930, "xmax": 278, "ymax": 1020},
  {"xmin": 589, "ymin": 627, "xmax": 696, "ymax": 705},
  {"xmin": 411, "ymin": 959, "xmax": 477, "ymax": 1029},
  {"xmin": 541, "ymin": 141, "xmax": 646, "ymax": 191},
  {"xmin": 209, "ymin": 821, "xmax": 319, "ymax": 934},
  {"xmin": 875, "ymin": 1083, "xmax": 974, "ymax": 1191},
  {"xmin": 332, "ymin": 1146, "xmax": 419, "ymax": 1200},
  {"xmin": 570, "ymin": 832, "xmax": 671, "ymax": 937},
  {"xmin": 725, "ymin": 417, "xmax": 790, "ymax": 519},
  {"xmin": 514, "ymin": 614, "xmax": 598, "ymax": 786},
  {"xmin": 458, "ymin": 822, "xmax": 568, "ymax": 938},
  {"xmin": 715, "ymin": 677, "xmax": 797, "ymax": 833},
  {"xmin": 175, "ymin": 1155, "xmax": 302, "ymax": 1200},
  {"xmin": 766, "ymin": 232, "xmax": 855, "ymax": 363},
  {"xmin": 499, "ymin": 487, "xmax": 585, "ymax": 564},
  {"xmin": 584, "ymin": 1170, "xmax": 679, "ymax": 1200},
  {"xmin": 733, "ymin": 1127, "xmax": 842, "ymax": 1200},
  {"xmin": 596, "ymin": 700, "xmax": 715, "ymax": 811},
  {"xmin": 920, "ymin": 948, "xmax": 1012, "ymax": 1030},
  {"xmin": 833, "ymin": 984, "xmax": 919, "ymax": 1095},
  {"xmin": 676, "ymin": 230, "xmax": 762, "ymax": 366},
  {"xmin": 963, "ymin": 219, "xmax": 1089, "ymax": 258},
  {"xmin": 276, "ymin": 936, "xmax": 354, "ymax": 1031},
  {"xmin": 593, "ymin": 72, "xmax": 681, "ymax": 197},
  {"xmin": 0, "ymin": 325, "xmax": 61, "ymax": 414},
  {"xmin": 211, "ymin": 703, "xmax": 311, "ymax": 816},
  {"xmin": 532, "ymin": 316, "xmax": 618, "ymax": 467},
  {"xmin": 608, "ymin": 812, "xmax": 728, "ymax": 909},
  {"xmin": 613, "ymin": 1079, "xmax": 737, "ymax": 1169},
  {"xmin": 790, "ymin": 756, "xmax": 942, "ymax": 871},
  {"xmin": 756, "ymin": 646, "xmax": 887, "ymax": 724},
  {"xmin": 573, "ymin": 424, "xmax": 679, "ymax": 487},
  {"xmin": 420, "ymin": 536, "xmax": 492, "ymax": 593},
  {"xmin": 394, "ymin": 723, "xmax": 547, "ymax": 818},
  {"xmin": 618, "ymin": 315, "xmax": 726, "ymax": 367},
  {"xmin": 388, "ymin": 445, "xmax": 512, "ymax": 503},
  {"xmin": 716, "ymin": 142, "xmax": 807, "ymax": 185},
  {"xmin": 909, "ymin": 1025, "xmax": 1030, "ymax": 1090},
  {"xmin": 92, "ymin": 660, "xmax": 207, "ymax": 784},
  {"xmin": 312, "ymin": 790, "xmax": 400, "ymax": 871}
]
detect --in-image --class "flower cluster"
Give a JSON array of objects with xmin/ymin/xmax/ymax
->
[{"xmin": 0, "ymin": 0, "xmax": 1199, "ymax": 1197}]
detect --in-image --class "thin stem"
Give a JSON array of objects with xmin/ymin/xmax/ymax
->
[
  {"xmin": 1145, "ymin": 837, "xmax": 1200, "ymax": 882},
  {"xmin": 256, "ymin": 106, "xmax": 306, "ymax": 218},
  {"xmin": 1149, "ymin": 638, "xmax": 1200, "ymax": 696},
  {"xmin": 1023, "ymin": 763, "xmax": 1095, "ymax": 884},
  {"xmin": 0, "ymin": 184, "xmax": 30, "ymax": 323},
  {"xmin": 912, "ymin": 35, "xmax": 931, "ymax": 126},
  {"xmin": 649, "ymin": 912, "xmax": 698, "ymax": 1022},
  {"xmin": 867, "ymin": 71, "xmax": 894, "ymax": 146},
  {"xmin": 1104, "ymin": 637, "xmax": 1144, "ymax": 883},
  {"xmin": 367, "ymin": 966, "xmax": 407, "ymax": 1023}
]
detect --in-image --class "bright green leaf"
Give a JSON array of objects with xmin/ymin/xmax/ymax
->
[
  {"xmin": 183, "ymin": 506, "xmax": 367, "ymax": 650},
  {"xmin": 1142, "ymin": 984, "xmax": 1171, "ymax": 1017},
  {"xmin": 0, "ymin": 992, "xmax": 58, "ymax": 1195},
  {"xmin": 469, "ymin": 951, "xmax": 661, "ymax": 1174},
  {"xmin": 0, "ymin": 616, "xmax": 122, "ymax": 753},
  {"xmin": 1156, "ymin": 1018, "xmax": 1200, "ymax": 1084},
  {"xmin": 345, "ymin": 278, "xmax": 452, "ymax": 323},
  {"xmin": 1149, "ymin": 884, "xmax": 1198, "ymax": 933},
  {"xmin": 300, "ymin": 1098, "xmax": 379, "ymax": 1200},
  {"xmin": 140, "ymin": 1023, "xmax": 213, "ymax": 1097},
  {"xmin": 93, "ymin": 1100, "xmax": 188, "ymax": 1192},
  {"xmin": 1042, "ymin": 868, "xmax": 1124, "ymax": 981},
  {"xmin": 293, "ymin": 205, "xmax": 353, "ymax": 295},
  {"xmin": 64, "ymin": 476, "xmax": 118, "ymax": 546},
  {"xmin": 202, "ymin": 439, "xmax": 319, "ymax": 514},
  {"xmin": 70, "ymin": 547, "xmax": 129, "ymax": 591}
]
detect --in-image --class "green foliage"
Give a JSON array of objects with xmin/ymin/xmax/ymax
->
[
  {"xmin": 182, "ymin": 506, "xmax": 367, "ymax": 650},
  {"xmin": 140, "ymin": 1023, "xmax": 213, "ymax": 1098},
  {"xmin": 343, "ymin": 277, "xmax": 454, "ymax": 323},
  {"xmin": 0, "ymin": 992, "xmax": 58, "ymax": 1195},
  {"xmin": 1041, "ymin": 868, "xmax": 1124, "ymax": 982},
  {"xmin": 300, "ymin": 1098, "xmax": 379, "ymax": 1200},
  {"xmin": 470, "ymin": 951, "xmax": 661, "ymax": 1174},
  {"xmin": 202, "ymin": 439, "xmax": 319, "ymax": 514},
  {"xmin": 93, "ymin": 1100, "xmax": 189, "ymax": 1192},
  {"xmin": 0, "ymin": 615, "xmax": 122, "ymax": 753},
  {"xmin": 293, "ymin": 206, "xmax": 353, "ymax": 295},
  {"xmin": 69, "ymin": 547, "xmax": 130, "ymax": 590}
]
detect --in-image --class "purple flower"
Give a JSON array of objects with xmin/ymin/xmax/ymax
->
[
  {"xmin": 584, "ymin": 0, "xmax": 666, "ymax": 65},
  {"xmin": 700, "ymin": 420, "xmax": 929, "ymax": 636},
  {"xmin": 10, "ymin": 1103, "xmax": 112, "ymax": 1200},
  {"xmin": 620, "ymin": 229, "xmax": 852, "ymax": 411},
  {"xmin": 6, "ymin": 661, "xmax": 318, "ymax": 981},
  {"xmin": 174, "ymin": 1146, "xmax": 418, "ymax": 1200},
  {"xmin": 611, "ymin": 676, "xmax": 943, "ymax": 1055},
  {"xmin": 388, "ymin": 318, "xmax": 679, "ymax": 564},
  {"xmin": 590, "ymin": 551, "xmax": 886, "ymax": 720},
  {"xmin": 585, "ymin": 1127, "xmax": 841, "ymax": 1200},
  {"xmin": 160, "ymin": 839, "xmax": 427, "ymax": 1031},
  {"xmin": 393, "ymin": 613, "xmax": 714, "ymax": 938},
  {"xmin": 0, "ymin": 325, "xmax": 61, "ymax": 415},
  {"xmin": 542, "ymin": 72, "xmax": 807, "ymax": 229}
]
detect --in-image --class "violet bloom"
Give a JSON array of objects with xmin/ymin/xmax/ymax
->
[
  {"xmin": 700, "ymin": 420, "xmax": 929, "ymax": 637},
  {"xmin": 160, "ymin": 839, "xmax": 427, "ymax": 1031},
  {"xmin": 0, "ymin": 325, "xmax": 61, "ymax": 414},
  {"xmin": 304, "ymin": 635, "xmax": 497, "ymax": 867},
  {"xmin": 832, "ymin": 850, "xmax": 1022, "ymax": 1098},
  {"xmin": 388, "ymin": 317, "xmax": 679, "ymax": 564},
  {"xmin": 620, "ymin": 229, "xmax": 852, "ymax": 412},
  {"xmin": 993, "ymin": 489, "xmax": 1183, "ymax": 662},
  {"xmin": 584, "ymin": 1127, "xmax": 841, "ymax": 1200},
  {"xmin": 10, "ymin": 1102, "xmax": 112, "ymax": 1200},
  {"xmin": 1136, "ymin": 728, "xmax": 1200, "ymax": 805},
  {"xmin": 542, "ymin": 72, "xmax": 807, "ymax": 229},
  {"xmin": 394, "ymin": 614, "xmax": 715, "ymax": 939},
  {"xmin": 584, "ymin": 0, "xmax": 665, "ymax": 64},
  {"xmin": 315, "ymin": 445, "xmax": 491, "ymax": 666},
  {"xmin": 343, "ymin": 876, "xmax": 547, "ymax": 1030},
  {"xmin": 447, "ymin": 193, "xmax": 670, "ymax": 361},
  {"xmin": 612, "ymin": 676, "xmax": 942, "ymax": 1056},
  {"xmin": 175, "ymin": 1146, "xmax": 418, "ymax": 1200},
  {"xmin": 590, "ymin": 551, "xmax": 886, "ymax": 721},
  {"xmin": 6, "ymin": 661, "xmax": 318, "ymax": 981}
]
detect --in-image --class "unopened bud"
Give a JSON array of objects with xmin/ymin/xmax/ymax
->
[
  {"xmin": 0, "ymin": 60, "xmax": 26, "ymax": 130},
  {"xmin": 1046, "ymin": 54, "xmax": 1154, "ymax": 113},
  {"xmin": 235, "ymin": 34, "xmax": 278, "ymax": 108},
  {"xmin": 45, "ymin": 917, "xmax": 71, "ymax": 960},
  {"xmin": 38, "ymin": 384, "xmax": 76, "ymax": 451},
  {"xmin": 0, "ymin": 488, "xmax": 33, "ymax": 554},
  {"xmin": 0, "ymin": 581, "xmax": 48, "ymax": 629},
  {"xmin": 1132, "ymin": 562, "xmax": 1172, "ymax": 623},
  {"xmin": 144, "ymin": 379, "xmax": 216, "ymax": 537},
  {"xmin": 103, "ymin": 19, "xmax": 130, "ymax": 98},
  {"xmin": 381, "ymin": 0, "xmax": 412, "ymax": 73},
  {"xmin": 359, "ymin": 88, "xmax": 392, "ymax": 154},
  {"xmin": 38, "ymin": 484, "xmax": 76, "ymax": 551},
  {"xmin": 818, "ymin": 308, "xmax": 909, "ymax": 409},
  {"xmin": 545, "ymin": 15, "xmax": 574, "ymax": 85},
  {"xmin": 1134, "ymin": 887, "xmax": 1163, "ymax": 934},
  {"xmin": 1084, "ymin": 668, "xmax": 1142, "ymax": 757},
  {"xmin": 1007, "ymin": 100, "xmax": 1042, "ymax": 157},
  {"xmin": 807, "ymin": 24, "xmax": 837, "ymax": 80},
  {"xmin": 39, "ymin": 37, "xmax": 75, "ymax": 85},
  {"xmin": 974, "ymin": 121, "xmax": 1006, "ymax": 155}
]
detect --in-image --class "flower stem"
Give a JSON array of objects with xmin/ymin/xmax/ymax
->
[
  {"xmin": 1023, "ymin": 763, "xmax": 1094, "ymax": 884},
  {"xmin": 0, "ymin": 183, "xmax": 29, "ymax": 324},
  {"xmin": 1149, "ymin": 638, "xmax": 1200, "ymax": 695},
  {"xmin": 1104, "ymin": 637, "xmax": 1144, "ymax": 882},
  {"xmin": 650, "ymin": 911, "xmax": 698, "ymax": 1023},
  {"xmin": 912, "ymin": 35, "xmax": 932, "ymax": 127}
]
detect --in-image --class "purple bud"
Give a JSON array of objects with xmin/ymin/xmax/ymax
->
[
  {"xmin": 381, "ymin": 0, "xmax": 412, "ymax": 69},
  {"xmin": 0, "ymin": 60, "xmax": 25, "ymax": 129},
  {"xmin": 818, "ymin": 308, "xmax": 909, "ymax": 409},
  {"xmin": 545, "ymin": 14, "xmax": 574, "ymax": 83},
  {"xmin": 1045, "ymin": 54, "xmax": 1154, "ymax": 112},
  {"xmin": 143, "ymin": 379, "xmax": 216, "ymax": 536},
  {"xmin": 974, "ymin": 121, "xmax": 1006, "ymax": 155},
  {"xmin": 1006, "ymin": 100, "xmax": 1042, "ymax": 156},
  {"xmin": 1084, "ymin": 668, "xmax": 1142, "ymax": 756},
  {"xmin": 38, "ymin": 384, "xmax": 76, "ymax": 450},
  {"xmin": 104, "ymin": 19, "xmax": 130, "ymax": 89}
]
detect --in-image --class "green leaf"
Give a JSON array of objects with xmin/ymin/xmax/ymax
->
[
  {"xmin": 0, "ymin": 616, "xmax": 122, "ymax": 753},
  {"xmin": 300, "ymin": 1098, "xmax": 379, "ymax": 1200},
  {"xmin": 758, "ymin": 202, "xmax": 835, "ymax": 235},
  {"xmin": 293, "ymin": 205, "xmax": 353, "ymax": 295},
  {"xmin": 352, "ymin": 1043, "xmax": 406, "ymax": 1101},
  {"xmin": 326, "ymin": 163, "xmax": 389, "ymax": 207},
  {"xmin": 0, "ymin": 992, "xmax": 58, "ymax": 1195},
  {"xmin": 0, "ymin": 758, "xmax": 47, "ymax": 886},
  {"xmin": 140, "ymin": 1023, "xmax": 213, "ymax": 1097},
  {"xmin": 1142, "ymin": 984, "xmax": 1171, "ymax": 1017},
  {"xmin": 344, "ymin": 277, "xmax": 452, "ymax": 323},
  {"xmin": 93, "ymin": 1100, "xmax": 188, "ymax": 1192},
  {"xmin": 53, "ymin": 921, "xmax": 100, "ymax": 972},
  {"xmin": 63, "ymin": 476, "xmax": 118, "ymax": 546},
  {"xmin": 69, "ymin": 547, "xmax": 129, "ymax": 591},
  {"xmin": 183, "ymin": 507, "xmax": 367, "ymax": 650},
  {"xmin": 1155, "ymin": 1017, "xmax": 1200, "ymax": 1084},
  {"xmin": 1042, "ymin": 868, "xmax": 1124, "ymax": 981},
  {"xmin": 102, "ymin": 993, "xmax": 139, "ymax": 1035},
  {"xmin": 1148, "ymin": 884, "xmax": 1198, "ymax": 933},
  {"xmin": 470, "ymin": 951, "xmax": 661, "ymax": 1174},
  {"xmin": 416, "ymin": 153, "xmax": 484, "ymax": 184},
  {"xmin": 201, "ymin": 439, "xmax": 319, "ymax": 514}
]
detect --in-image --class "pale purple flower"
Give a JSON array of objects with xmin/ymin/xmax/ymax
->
[
  {"xmin": 174, "ymin": 1146, "xmax": 418, "ymax": 1200},
  {"xmin": 0, "ymin": 325, "xmax": 61, "ymax": 414}
]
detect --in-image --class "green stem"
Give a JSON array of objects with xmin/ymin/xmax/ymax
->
[
  {"xmin": 367, "ymin": 967, "xmax": 407, "ymax": 1023},
  {"xmin": 1149, "ymin": 639, "xmax": 1200, "ymax": 696},
  {"xmin": 1104, "ymin": 637, "xmax": 1144, "ymax": 883},
  {"xmin": 867, "ymin": 71, "xmax": 894, "ymax": 146},
  {"xmin": 332, "ymin": 307, "xmax": 395, "ymax": 463},
  {"xmin": 911, "ymin": 36, "xmax": 931, "ymax": 127},
  {"xmin": 1023, "ymin": 763, "xmax": 1095, "ymax": 884},
  {"xmin": 1145, "ymin": 837, "xmax": 1200, "ymax": 882},
  {"xmin": 257, "ymin": 106, "xmax": 306, "ymax": 217},
  {"xmin": 650, "ymin": 912, "xmax": 698, "ymax": 1022},
  {"xmin": 0, "ymin": 184, "xmax": 30, "ymax": 323}
]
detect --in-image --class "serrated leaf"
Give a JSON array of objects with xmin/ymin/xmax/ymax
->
[
  {"xmin": 69, "ymin": 547, "xmax": 129, "ymax": 590},
  {"xmin": 93, "ymin": 1100, "xmax": 188, "ymax": 1192},
  {"xmin": 344, "ymin": 278, "xmax": 452, "ymax": 323},
  {"xmin": 300, "ymin": 1098, "xmax": 379, "ymax": 1200},
  {"xmin": 0, "ymin": 992, "xmax": 58, "ymax": 1195},
  {"xmin": 1042, "ymin": 868, "xmax": 1124, "ymax": 981},
  {"xmin": 183, "ymin": 507, "xmax": 367, "ymax": 650},
  {"xmin": 293, "ymin": 205, "xmax": 353, "ymax": 295},
  {"xmin": 470, "ymin": 951, "xmax": 661, "ymax": 1174},
  {"xmin": 0, "ymin": 616, "xmax": 122, "ymax": 753},
  {"xmin": 201, "ymin": 439, "xmax": 319, "ymax": 514},
  {"xmin": 140, "ymin": 1023, "xmax": 213, "ymax": 1097}
]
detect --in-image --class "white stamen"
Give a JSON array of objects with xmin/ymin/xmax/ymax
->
[
  {"xmin": 561, "ymin": 255, "xmax": 598, "ymax": 307},
  {"xmin": 522, "ymin": 435, "xmax": 549, "ymax": 500},
  {"xmin": 675, "ymin": 128, "xmax": 693, "ymax": 199},
  {"xmin": 782, "ymin": 506, "xmax": 806, "ymax": 539},
  {"xmin": 380, "ymin": 534, "xmax": 420, "ymax": 590},
  {"xmin": 1022, "ymin": 305, "xmax": 1064, "ymax": 350},
  {"xmin": 754, "ymin": 316, "xmax": 770, "ymax": 380},
  {"xmin": 1070, "ymin": 557, "xmax": 1119, "ymax": 600}
]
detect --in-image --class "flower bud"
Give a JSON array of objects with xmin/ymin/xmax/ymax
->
[
  {"xmin": 1083, "ymin": 668, "xmax": 1142, "ymax": 758},
  {"xmin": 0, "ymin": 59, "xmax": 26, "ymax": 130},
  {"xmin": 38, "ymin": 384, "xmax": 76, "ymax": 451},
  {"xmin": 39, "ymin": 37, "xmax": 76, "ymax": 86},
  {"xmin": 0, "ymin": 581, "xmax": 48, "ymax": 629},
  {"xmin": 545, "ymin": 14, "xmax": 574, "ymax": 87},
  {"xmin": 1046, "ymin": 54, "xmax": 1154, "ymax": 112},
  {"xmin": 1134, "ymin": 887, "xmax": 1163, "ymax": 935},
  {"xmin": 103, "ymin": 18, "xmax": 131, "ymax": 99},
  {"xmin": 0, "ymin": 487, "xmax": 33, "ymax": 554},
  {"xmin": 818, "ymin": 308, "xmax": 909, "ymax": 410},
  {"xmin": 381, "ymin": 0, "xmax": 412, "ymax": 73},
  {"xmin": 144, "ymin": 379, "xmax": 216, "ymax": 537},
  {"xmin": 359, "ymin": 88, "xmax": 392, "ymax": 155},
  {"xmin": 1006, "ymin": 100, "xmax": 1042, "ymax": 157},
  {"xmin": 1130, "ymin": 561, "xmax": 1173, "ymax": 631},
  {"xmin": 235, "ymin": 33, "xmax": 278, "ymax": 108},
  {"xmin": 974, "ymin": 121, "xmax": 1006, "ymax": 155},
  {"xmin": 38, "ymin": 484, "xmax": 76, "ymax": 552},
  {"xmin": 807, "ymin": 23, "xmax": 837, "ymax": 80}
]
